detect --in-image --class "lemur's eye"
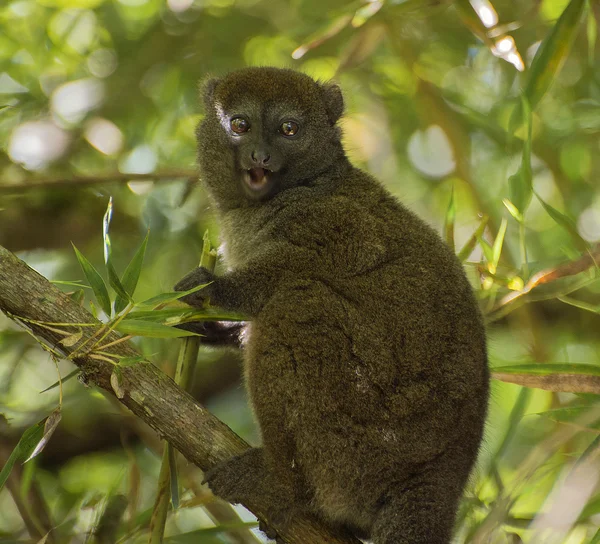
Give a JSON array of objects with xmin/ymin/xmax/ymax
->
[
  {"xmin": 280, "ymin": 121, "xmax": 299, "ymax": 137},
  {"xmin": 231, "ymin": 117, "xmax": 250, "ymax": 134}
]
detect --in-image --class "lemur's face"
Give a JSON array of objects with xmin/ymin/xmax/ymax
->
[{"xmin": 196, "ymin": 67, "xmax": 344, "ymax": 207}]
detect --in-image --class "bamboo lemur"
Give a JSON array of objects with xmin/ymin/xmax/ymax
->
[{"xmin": 175, "ymin": 67, "xmax": 489, "ymax": 544}]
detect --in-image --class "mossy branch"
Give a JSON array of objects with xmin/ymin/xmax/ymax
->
[{"xmin": 0, "ymin": 244, "xmax": 360, "ymax": 544}]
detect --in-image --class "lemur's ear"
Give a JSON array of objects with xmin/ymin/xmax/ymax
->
[
  {"xmin": 320, "ymin": 82, "xmax": 344, "ymax": 125},
  {"xmin": 200, "ymin": 77, "xmax": 220, "ymax": 110}
]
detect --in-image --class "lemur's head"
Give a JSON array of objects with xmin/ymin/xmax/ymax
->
[{"xmin": 196, "ymin": 67, "xmax": 344, "ymax": 209}]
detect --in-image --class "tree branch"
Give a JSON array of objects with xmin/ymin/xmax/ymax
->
[
  {"xmin": 0, "ymin": 245, "xmax": 360, "ymax": 544},
  {"xmin": 0, "ymin": 170, "xmax": 197, "ymax": 194}
]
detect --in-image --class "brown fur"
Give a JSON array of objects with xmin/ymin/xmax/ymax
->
[{"xmin": 175, "ymin": 67, "xmax": 489, "ymax": 543}]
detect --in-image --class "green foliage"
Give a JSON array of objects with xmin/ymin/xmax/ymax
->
[{"xmin": 1, "ymin": 0, "xmax": 600, "ymax": 542}]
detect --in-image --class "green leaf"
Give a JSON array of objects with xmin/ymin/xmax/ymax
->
[
  {"xmin": 492, "ymin": 363, "xmax": 600, "ymax": 393},
  {"xmin": 535, "ymin": 193, "xmax": 589, "ymax": 251},
  {"xmin": 587, "ymin": 2, "xmax": 597, "ymax": 66},
  {"xmin": 508, "ymin": 95, "xmax": 533, "ymax": 215},
  {"xmin": 26, "ymin": 408, "xmax": 61, "ymax": 462},
  {"xmin": 444, "ymin": 186, "xmax": 455, "ymax": 252},
  {"xmin": 164, "ymin": 523, "xmax": 259, "ymax": 542},
  {"xmin": 489, "ymin": 218, "xmax": 507, "ymax": 274},
  {"xmin": 169, "ymin": 445, "xmax": 179, "ymax": 509},
  {"xmin": 135, "ymin": 283, "xmax": 213, "ymax": 309},
  {"xmin": 118, "ymin": 356, "xmax": 146, "ymax": 367},
  {"xmin": 503, "ymin": 199, "xmax": 522, "ymax": 222},
  {"xmin": 102, "ymin": 197, "xmax": 131, "ymax": 306},
  {"xmin": 40, "ymin": 369, "xmax": 80, "ymax": 393},
  {"xmin": 478, "ymin": 236, "xmax": 494, "ymax": 265},
  {"xmin": 457, "ymin": 215, "xmax": 489, "ymax": 262},
  {"xmin": 115, "ymin": 320, "xmax": 200, "ymax": 338},
  {"xmin": 106, "ymin": 261, "xmax": 131, "ymax": 304},
  {"xmin": 72, "ymin": 244, "xmax": 112, "ymax": 317},
  {"xmin": 114, "ymin": 231, "xmax": 149, "ymax": 314},
  {"xmin": 524, "ymin": 0, "xmax": 587, "ymax": 109},
  {"xmin": 124, "ymin": 308, "xmax": 244, "ymax": 323},
  {"xmin": 0, "ymin": 420, "xmax": 45, "ymax": 491}
]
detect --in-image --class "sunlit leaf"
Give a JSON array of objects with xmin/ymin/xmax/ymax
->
[
  {"xmin": 493, "ymin": 363, "xmax": 600, "ymax": 393},
  {"xmin": 101, "ymin": 197, "xmax": 131, "ymax": 305},
  {"xmin": 489, "ymin": 218, "xmax": 507, "ymax": 274},
  {"xmin": 114, "ymin": 231, "xmax": 149, "ymax": 314},
  {"xmin": 0, "ymin": 420, "xmax": 45, "ymax": 490},
  {"xmin": 72, "ymin": 244, "xmax": 112, "ymax": 316},
  {"xmin": 524, "ymin": 0, "xmax": 587, "ymax": 109}
]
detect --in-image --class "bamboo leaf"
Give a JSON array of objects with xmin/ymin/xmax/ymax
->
[
  {"xmin": 40, "ymin": 369, "xmax": 80, "ymax": 393},
  {"xmin": 114, "ymin": 231, "xmax": 149, "ymax": 314},
  {"xmin": 489, "ymin": 218, "xmax": 507, "ymax": 274},
  {"xmin": 0, "ymin": 420, "xmax": 45, "ymax": 491},
  {"xmin": 508, "ymin": 95, "xmax": 533, "ymax": 215},
  {"xmin": 124, "ymin": 308, "xmax": 244, "ymax": 323},
  {"xmin": 26, "ymin": 407, "xmax": 62, "ymax": 462},
  {"xmin": 72, "ymin": 244, "xmax": 112, "ymax": 317},
  {"xmin": 115, "ymin": 320, "xmax": 199, "ymax": 338},
  {"xmin": 493, "ymin": 363, "xmax": 600, "ymax": 393},
  {"xmin": 524, "ymin": 0, "xmax": 587, "ymax": 109},
  {"xmin": 134, "ymin": 282, "xmax": 214, "ymax": 309},
  {"xmin": 457, "ymin": 215, "xmax": 489, "ymax": 262},
  {"xmin": 102, "ymin": 197, "xmax": 131, "ymax": 305},
  {"xmin": 535, "ymin": 192, "xmax": 589, "ymax": 251}
]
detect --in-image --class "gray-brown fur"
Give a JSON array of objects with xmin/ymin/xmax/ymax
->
[{"xmin": 175, "ymin": 67, "xmax": 489, "ymax": 543}]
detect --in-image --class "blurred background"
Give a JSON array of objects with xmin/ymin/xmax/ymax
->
[{"xmin": 1, "ymin": 0, "xmax": 600, "ymax": 542}]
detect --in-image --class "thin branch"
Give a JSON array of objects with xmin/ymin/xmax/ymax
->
[
  {"xmin": 0, "ymin": 170, "xmax": 197, "ymax": 194},
  {"xmin": 0, "ymin": 244, "xmax": 359, "ymax": 544}
]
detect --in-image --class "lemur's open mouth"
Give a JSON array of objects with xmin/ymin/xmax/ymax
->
[{"xmin": 243, "ymin": 167, "xmax": 270, "ymax": 190}]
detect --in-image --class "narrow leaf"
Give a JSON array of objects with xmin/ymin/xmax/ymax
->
[
  {"xmin": 135, "ymin": 282, "xmax": 213, "ymax": 309},
  {"xmin": 72, "ymin": 244, "xmax": 112, "ymax": 316},
  {"xmin": 168, "ymin": 446, "xmax": 179, "ymax": 509},
  {"xmin": 444, "ymin": 187, "xmax": 456, "ymax": 252},
  {"xmin": 503, "ymin": 199, "xmax": 522, "ymax": 222},
  {"xmin": 524, "ymin": 0, "xmax": 587, "ymax": 109},
  {"xmin": 457, "ymin": 215, "xmax": 489, "ymax": 262},
  {"xmin": 493, "ymin": 363, "xmax": 600, "ymax": 393},
  {"xmin": 535, "ymin": 193, "xmax": 589, "ymax": 251},
  {"xmin": 40, "ymin": 369, "xmax": 80, "ymax": 393},
  {"xmin": 508, "ymin": 95, "xmax": 533, "ymax": 214},
  {"xmin": 115, "ymin": 320, "xmax": 199, "ymax": 338},
  {"xmin": 0, "ymin": 420, "xmax": 45, "ymax": 490},
  {"xmin": 114, "ymin": 231, "xmax": 149, "ymax": 314},
  {"xmin": 490, "ymin": 218, "xmax": 508, "ymax": 274},
  {"xmin": 124, "ymin": 308, "xmax": 244, "ymax": 323},
  {"xmin": 26, "ymin": 407, "xmax": 61, "ymax": 462}
]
